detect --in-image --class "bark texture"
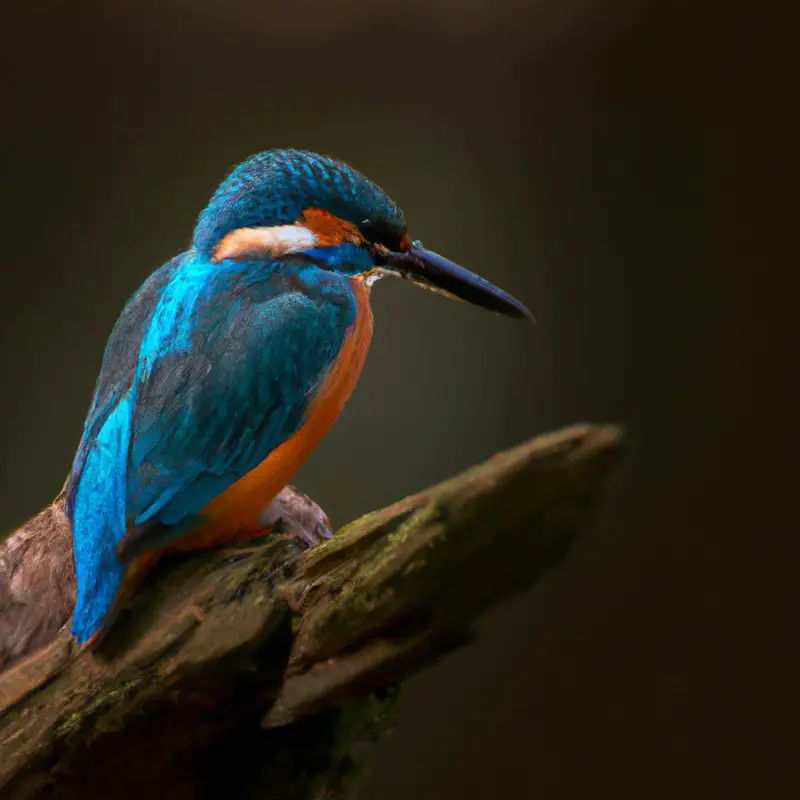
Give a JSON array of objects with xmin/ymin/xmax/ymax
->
[{"xmin": 0, "ymin": 423, "xmax": 623, "ymax": 800}]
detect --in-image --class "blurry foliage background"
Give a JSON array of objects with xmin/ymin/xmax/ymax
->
[{"xmin": 0, "ymin": 1, "xmax": 793, "ymax": 797}]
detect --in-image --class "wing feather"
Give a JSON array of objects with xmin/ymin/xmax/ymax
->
[
  {"xmin": 68, "ymin": 254, "xmax": 357, "ymax": 644},
  {"xmin": 124, "ymin": 264, "xmax": 355, "ymax": 540}
]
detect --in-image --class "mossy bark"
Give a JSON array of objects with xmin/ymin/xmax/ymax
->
[{"xmin": 0, "ymin": 423, "xmax": 623, "ymax": 800}]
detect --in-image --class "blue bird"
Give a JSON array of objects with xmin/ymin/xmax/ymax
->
[{"xmin": 66, "ymin": 149, "xmax": 533, "ymax": 647}]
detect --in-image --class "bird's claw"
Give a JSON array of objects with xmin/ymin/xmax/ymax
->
[{"xmin": 258, "ymin": 485, "xmax": 334, "ymax": 548}]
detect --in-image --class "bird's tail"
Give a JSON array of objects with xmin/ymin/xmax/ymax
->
[{"xmin": 69, "ymin": 395, "xmax": 134, "ymax": 646}]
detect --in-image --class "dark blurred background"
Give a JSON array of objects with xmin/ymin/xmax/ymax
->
[{"xmin": 1, "ymin": 1, "xmax": 795, "ymax": 797}]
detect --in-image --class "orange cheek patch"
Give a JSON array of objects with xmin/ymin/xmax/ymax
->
[{"xmin": 301, "ymin": 207, "xmax": 365, "ymax": 248}]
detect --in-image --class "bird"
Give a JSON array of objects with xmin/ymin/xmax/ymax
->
[{"xmin": 65, "ymin": 148, "xmax": 533, "ymax": 648}]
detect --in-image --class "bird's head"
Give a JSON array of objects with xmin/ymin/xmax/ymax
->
[{"xmin": 193, "ymin": 149, "xmax": 533, "ymax": 320}]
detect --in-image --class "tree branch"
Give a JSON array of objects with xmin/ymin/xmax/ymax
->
[{"xmin": 0, "ymin": 423, "xmax": 623, "ymax": 800}]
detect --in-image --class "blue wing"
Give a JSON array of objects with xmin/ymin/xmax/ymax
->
[{"xmin": 68, "ymin": 253, "xmax": 357, "ymax": 643}]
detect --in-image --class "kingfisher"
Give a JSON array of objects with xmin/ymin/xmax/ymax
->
[{"xmin": 66, "ymin": 149, "xmax": 533, "ymax": 648}]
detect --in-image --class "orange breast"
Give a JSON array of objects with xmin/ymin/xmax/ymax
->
[{"xmin": 167, "ymin": 277, "xmax": 374, "ymax": 550}]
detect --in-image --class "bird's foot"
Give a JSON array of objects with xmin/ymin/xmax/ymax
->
[{"xmin": 257, "ymin": 485, "xmax": 334, "ymax": 548}]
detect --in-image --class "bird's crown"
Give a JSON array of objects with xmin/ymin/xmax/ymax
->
[{"xmin": 193, "ymin": 149, "xmax": 406, "ymax": 254}]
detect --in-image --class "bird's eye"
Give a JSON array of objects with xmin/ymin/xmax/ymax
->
[{"xmin": 358, "ymin": 220, "xmax": 405, "ymax": 252}]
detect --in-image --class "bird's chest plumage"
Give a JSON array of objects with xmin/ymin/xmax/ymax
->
[{"xmin": 170, "ymin": 276, "xmax": 374, "ymax": 548}]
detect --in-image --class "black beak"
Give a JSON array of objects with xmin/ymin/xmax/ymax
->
[{"xmin": 378, "ymin": 242, "xmax": 534, "ymax": 321}]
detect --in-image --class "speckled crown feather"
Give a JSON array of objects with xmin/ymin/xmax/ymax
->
[{"xmin": 193, "ymin": 149, "xmax": 406, "ymax": 252}]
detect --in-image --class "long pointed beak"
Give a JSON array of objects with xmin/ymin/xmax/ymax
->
[{"xmin": 378, "ymin": 242, "xmax": 534, "ymax": 322}]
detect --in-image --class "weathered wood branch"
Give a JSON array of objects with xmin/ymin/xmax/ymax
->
[{"xmin": 0, "ymin": 423, "xmax": 623, "ymax": 800}]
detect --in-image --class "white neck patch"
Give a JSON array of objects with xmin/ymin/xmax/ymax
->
[
  {"xmin": 364, "ymin": 268, "xmax": 391, "ymax": 287},
  {"xmin": 213, "ymin": 225, "xmax": 318, "ymax": 263}
]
